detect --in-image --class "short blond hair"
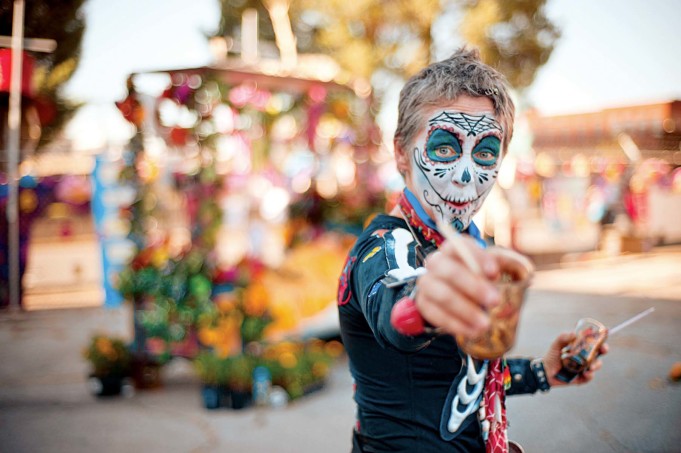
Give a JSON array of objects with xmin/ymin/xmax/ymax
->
[{"xmin": 394, "ymin": 48, "xmax": 515, "ymax": 161}]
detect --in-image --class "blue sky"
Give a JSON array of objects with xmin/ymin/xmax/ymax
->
[
  {"xmin": 62, "ymin": 0, "xmax": 681, "ymax": 149},
  {"xmin": 526, "ymin": 0, "xmax": 681, "ymax": 114}
]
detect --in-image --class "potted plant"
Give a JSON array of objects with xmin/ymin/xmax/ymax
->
[
  {"xmin": 194, "ymin": 352, "xmax": 255, "ymax": 410},
  {"xmin": 261, "ymin": 339, "xmax": 341, "ymax": 401},
  {"xmin": 83, "ymin": 334, "xmax": 132, "ymax": 397},
  {"xmin": 194, "ymin": 351, "xmax": 228, "ymax": 409},
  {"xmin": 224, "ymin": 354, "xmax": 254, "ymax": 409},
  {"xmin": 116, "ymin": 242, "xmax": 170, "ymax": 389}
]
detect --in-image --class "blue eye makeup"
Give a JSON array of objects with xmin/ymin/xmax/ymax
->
[
  {"xmin": 426, "ymin": 129, "xmax": 462, "ymax": 163},
  {"xmin": 472, "ymin": 135, "xmax": 500, "ymax": 167}
]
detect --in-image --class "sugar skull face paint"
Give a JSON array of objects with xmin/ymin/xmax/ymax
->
[{"xmin": 410, "ymin": 109, "xmax": 504, "ymax": 232}]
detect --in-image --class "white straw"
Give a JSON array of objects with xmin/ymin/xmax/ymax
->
[
  {"xmin": 609, "ymin": 307, "xmax": 655, "ymax": 335},
  {"xmin": 435, "ymin": 219, "xmax": 482, "ymax": 276}
]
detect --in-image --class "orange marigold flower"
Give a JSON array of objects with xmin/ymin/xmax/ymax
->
[
  {"xmin": 324, "ymin": 340, "xmax": 345, "ymax": 358},
  {"xmin": 198, "ymin": 327, "xmax": 218, "ymax": 346},
  {"xmin": 243, "ymin": 282, "xmax": 269, "ymax": 317},
  {"xmin": 278, "ymin": 351, "xmax": 298, "ymax": 369},
  {"xmin": 312, "ymin": 362, "xmax": 329, "ymax": 378}
]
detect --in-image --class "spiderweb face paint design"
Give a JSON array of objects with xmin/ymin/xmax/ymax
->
[{"xmin": 411, "ymin": 110, "xmax": 504, "ymax": 232}]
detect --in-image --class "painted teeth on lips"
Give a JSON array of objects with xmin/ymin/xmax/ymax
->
[{"xmin": 446, "ymin": 199, "xmax": 473, "ymax": 209}]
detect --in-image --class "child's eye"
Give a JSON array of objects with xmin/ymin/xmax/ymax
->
[{"xmin": 436, "ymin": 146, "xmax": 456, "ymax": 158}]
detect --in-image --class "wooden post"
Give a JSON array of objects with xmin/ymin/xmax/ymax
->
[{"xmin": 6, "ymin": 0, "xmax": 25, "ymax": 311}]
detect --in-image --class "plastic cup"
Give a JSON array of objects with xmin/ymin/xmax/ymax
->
[
  {"xmin": 556, "ymin": 317, "xmax": 608, "ymax": 382},
  {"xmin": 456, "ymin": 247, "xmax": 535, "ymax": 360}
]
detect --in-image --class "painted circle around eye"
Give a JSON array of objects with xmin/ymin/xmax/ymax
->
[
  {"xmin": 426, "ymin": 128, "xmax": 462, "ymax": 163},
  {"xmin": 472, "ymin": 136, "xmax": 500, "ymax": 167}
]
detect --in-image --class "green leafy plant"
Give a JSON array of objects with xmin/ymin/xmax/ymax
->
[
  {"xmin": 194, "ymin": 352, "xmax": 255, "ymax": 391},
  {"xmin": 194, "ymin": 351, "xmax": 225, "ymax": 386},
  {"xmin": 224, "ymin": 354, "xmax": 256, "ymax": 392},
  {"xmin": 82, "ymin": 334, "xmax": 131, "ymax": 378},
  {"xmin": 118, "ymin": 243, "xmax": 219, "ymax": 363},
  {"xmin": 259, "ymin": 339, "xmax": 342, "ymax": 400}
]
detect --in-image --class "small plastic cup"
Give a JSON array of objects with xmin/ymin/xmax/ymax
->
[
  {"xmin": 456, "ymin": 247, "xmax": 535, "ymax": 360},
  {"xmin": 556, "ymin": 317, "xmax": 608, "ymax": 382}
]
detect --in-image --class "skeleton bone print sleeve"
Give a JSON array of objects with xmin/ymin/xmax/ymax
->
[{"xmin": 338, "ymin": 215, "xmax": 435, "ymax": 352}]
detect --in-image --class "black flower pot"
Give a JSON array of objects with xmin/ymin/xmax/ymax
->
[
  {"xmin": 230, "ymin": 389, "xmax": 252, "ymax": 410},
  {"xmin": 302, "ymin": 379, "xmax": 326, "ymax": 397},
  {"xmin": 89, "ymin": 375, "xmax": 124, "ymax": 397}
]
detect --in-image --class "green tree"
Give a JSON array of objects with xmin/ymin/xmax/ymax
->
[
  {"xmin": 217, "ymin": 0, "xmax": 278, "ymax": 55},
  {"xmin": 292, "ymin": 0, "xmax": 441, "ymax": 81},
  {"xmin": 216, "ymin": 0, "xmax": 558, "ymax": 95},
  {"xmin": 216, "ymin": 0, "xmax": 441, "ymax": 99},
  {"xmin": 0, "ymin": 0, "xmax": 86, "ymax": 153},
  {"xmin": 460, "ymin": 0, "xmax": 559, "ymax": 91}
]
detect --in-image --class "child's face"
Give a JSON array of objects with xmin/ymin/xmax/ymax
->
[{"xmin": 405, "ymin": 95, "xmax": 505, "ymax": 231}]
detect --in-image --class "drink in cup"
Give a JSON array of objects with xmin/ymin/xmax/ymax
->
[
  {"xmin": 555, "ymin": 318, "xmax": 608, "ymax": 383},
  {"xmin": 456, "ymin": 247, "xmax": 534, "ymax": 360}
]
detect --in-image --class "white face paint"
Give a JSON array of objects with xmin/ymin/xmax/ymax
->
[{"xmin": 408, "ymin": 100, "xmax": 504, "ymax": 232}]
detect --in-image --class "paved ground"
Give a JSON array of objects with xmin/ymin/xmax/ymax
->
[
  {"xmin": 1, "ymin": 244, "xmax": 680, "ymax": 452},
  {"xmin": 22, "ymin": 236, "xmax": 103, "ymax": 311}
]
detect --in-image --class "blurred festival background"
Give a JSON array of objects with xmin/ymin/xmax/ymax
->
[{"xmin": 1, "ymin": 0, "xmax": 681, "ymax": 405}]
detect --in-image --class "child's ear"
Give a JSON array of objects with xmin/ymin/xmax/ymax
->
[{"xmin": 394, "ymin": 140, "xmax": 410, "ymax": 176}]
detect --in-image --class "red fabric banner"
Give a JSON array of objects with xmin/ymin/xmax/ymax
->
[{"xmin": 0, "ymin": 49, "xmax": 35, "ymax": 97}]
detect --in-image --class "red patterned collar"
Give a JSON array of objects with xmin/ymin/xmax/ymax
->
[{"xmin": 397, "ymin": 191, "xmax": 444, "ymax": 247}]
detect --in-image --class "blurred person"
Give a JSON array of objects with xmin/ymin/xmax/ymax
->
[
  {"xmin": 0, "ymin": 175, "xmax": 56, "ymax": 309},
  {"xmin": 337, "ymin": 48, "xmax": 608, "ymax": 453}
]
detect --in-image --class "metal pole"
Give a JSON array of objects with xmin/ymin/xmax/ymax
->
[{"xmin": 7, "ymin": 0, "xmax": 25, "ymax": 311}]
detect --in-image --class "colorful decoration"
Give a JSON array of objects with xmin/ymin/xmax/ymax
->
[
  {"xmin": 115, "ymin": 77, "xmax": 145, "ymax": 128},
  {"xmin": 109, "ymin": 62, "xmax": 385, "ymax": 402}
]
